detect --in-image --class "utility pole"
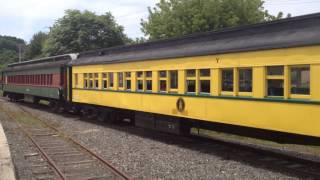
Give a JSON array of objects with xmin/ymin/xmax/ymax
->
[{"xmin": 18, "ymin": 44, "xmax": 22, "ymax": 62}]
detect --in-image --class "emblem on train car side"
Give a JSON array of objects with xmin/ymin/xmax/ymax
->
[{"xmin": 176, "ymin": 97, "xmax": 185, "ymax": 112}]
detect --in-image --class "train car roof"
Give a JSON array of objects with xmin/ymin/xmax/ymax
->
[
  {"xmin": 72, "ymin": 12, "xmax": 320, "ymax": 66},
  {"xmin": 3, "ymin": 54, "xmax": 77, "ymax": 72}
]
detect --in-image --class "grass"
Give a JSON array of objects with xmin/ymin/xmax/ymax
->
[{"xmin": 14, "ymin": 113, "xmax": 43, "ymax": 127}]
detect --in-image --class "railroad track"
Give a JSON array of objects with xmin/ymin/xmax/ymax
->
[{"xmin": 2, "ymin": 100, "xmax": 131, "ymax": 180}]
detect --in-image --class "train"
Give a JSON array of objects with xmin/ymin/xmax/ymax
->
[{"xmin": 1, "ymin": 13, "xmax": 320, "ymax": 138}]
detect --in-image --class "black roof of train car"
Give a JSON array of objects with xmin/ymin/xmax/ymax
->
[
  {"xmin": 72, "ymin": 12, "xmax": 320, "ymax": 66},
  {"xmin": 2, "ymin": 54, "xmax": 77, "ymax": 72}
]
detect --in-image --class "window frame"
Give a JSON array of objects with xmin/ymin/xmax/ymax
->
[
  {"xmin": 159, "ymin": 70, "xmax": 168, "ymax": 93},
  {"xmin": 137, "ymin": 71, "xmax": 144, "ymax": 91},
  {"xmin": 186, "ymin": 69, "xmax": 197, "ymax": 94},
  {"xmin": 238, "ymin": 68, "xmax": 253, "ymax": 96},
  {"xmin": 289, "ymin": 65, "xmax": 311, "ymax": 99},
  {"xmin": 108, "ymin": 72, "xmax": 114, "ymax": 89},
  {"xmin": 169, "ymin": 70, "xmax": 178, "ymax": 93},
  {"xmin": 145, "ymin": 71, "xmax": 152, "ymax": 92},
  {"xmin": 84, "ymin": 73, "xmax": 88, "ymax": 89},
  {"xmin": 118, "ymin": 72, "xmax": 124, "ymax": 90},
  {"xmin": 102, "ymin": 73, "xmax": 108, "ymax": 89},
  {"xmin": 266, "ymin": 66, "xmax": 285, "ymax": 98},
  {"xmin": 221, "ymin": 68, "xmax": 234, "ymax": 95},
  {"xmin": 93, "ymin": 73, "xmax": 99, "ymax": 89},
  {"xmin": 125, "ymin": 72, "xmax": 131, "ymax": 91},
  {"xmin": 199, "ymin": 69, "xmax": 211, "ymax": 95}
]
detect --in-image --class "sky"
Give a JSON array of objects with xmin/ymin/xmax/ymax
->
[{"xmin": 0, "ymin": 0, "xmax": 320, "ymax": 43}]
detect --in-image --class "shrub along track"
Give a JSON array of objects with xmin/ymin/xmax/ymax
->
[{"xmin": 0, "ymin": 99, "xmax": 131, "ymax": 180}]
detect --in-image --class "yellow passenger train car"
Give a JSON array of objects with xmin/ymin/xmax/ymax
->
[{"xmin": 70, "ymin": 13, "xmax": 320, "ymax": 138}]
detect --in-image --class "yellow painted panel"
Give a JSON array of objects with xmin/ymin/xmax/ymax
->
[
  {"xmin": 253, "ymin": 67, "xmax": 265, "ymax": 98},
  {"xmin": 72, "ymin": 89, "xmax": 320, "ymax": 137},
  {"xmin": 311, "ymin": 64, "xmax": 320, "ymax": 101}
]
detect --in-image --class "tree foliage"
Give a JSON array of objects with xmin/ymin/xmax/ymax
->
[
  {"xmin": 24, "ymin": 31, "xmax": 48, "ymax": 60},
  {"xmin": 141, "ymin": 0, "xmax": 289, "ymax": 40},
  {"xmin": 43, "ymin": 9, "xmax": 129, "ymax": 56},
  {"xmin": 0, "ymin": 35, "xmax": 25, "ymax": 66}
]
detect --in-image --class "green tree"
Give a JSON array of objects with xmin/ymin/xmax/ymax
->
[
  {"xmin": 24, "ymin": 31, "xmax": 48, "ymax": 60},
  {"xmin": 0, "ymin": 35, "xmax": 26, "ymax": 66},
  {"xmin": 43, "ymin": 9, "xmax": 129, "ymax": 56},
  {"xmin": 141, "ymin": 0, "xmax": 287, "ymax": 40}
]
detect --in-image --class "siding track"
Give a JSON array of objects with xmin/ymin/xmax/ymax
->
[{"xmin": 1, "ymin": 99, "xmax": 131, "ymax": 180}]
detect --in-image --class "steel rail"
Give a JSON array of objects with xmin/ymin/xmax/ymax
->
[
  {"xmin": 3, "ymin": 110, "xmax": 67, "ymax": 180},
  {"xmin": 18, "ymin": 105, "xmax": 132, "ymax": 180}
]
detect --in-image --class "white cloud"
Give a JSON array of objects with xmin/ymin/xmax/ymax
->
[{"xmin": 0, "ymin": 0, "xmax": 319, "ymax": 43}]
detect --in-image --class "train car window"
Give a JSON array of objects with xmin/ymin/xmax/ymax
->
[
  {"xmin": 291, "ymin": 66, "xmax": 310, "ymax": 95},
  {"xmin": 146, "ymin": 80, "xmax": 152, "ymax": 91},
  {"xmin": 95, "ymin": 80, "xmax": 99, "ymax": 89},
  {"xmin": 89, "ymin": 73, "xmax": 93, "ymax": 88},
  {"xmin": 200, "ymin": 69, "xmax": 210, "ymax": 77},
  {"xmin": 103, "ymin": 80, "xmax": 107, "ymax": 89},
  {"xmin": 186, "ymin": 69, "xmax": 196, "ymax": 93},
  {"xmin": 266, "ymin": 66, "xmax": 284, "ymax": 97},
  {"xmin": 108, "ymin": 73, "xmax": 114, "ymax": 88},
  {"xmin": 159, "ymin": 71, "xmax": 167, "ymax": 78},
  {"xmin": 267, "ymin": 66, "xmax": 284, "ymax": 75},
  {"xmin": 221, "ymin": 69, "xmax": 234, "ymax": 91},
  {"xmin": 267, "ymin": 80, "xmax": 284, "ymax": 96},
  {"xmin": 200, "ymin": 80, "xmax": 210, "ymax": 93},
  {"xmin": 125, "ymin": 72, "xmax": 131, "ymax": 90},
  {"xmin": 49, "ymin": 75, "xmax": 53, "ymax": 85},
  {"xmin": 94, "ymin": 73, "xmax": 99, "ymax": 89},
  {"xmin": 137, "ymin": 80, "xmax": 143, "ymax": 91},
  {"xmin": 42, "ymin": 75, "xmax": 45, "ymax": 85},
  {"xmin": 84, "ymin": 73, "xmax": 88, "ymax": 88},
  {"xmin": 137, "ymin": 71, "xmax": 144, "ymax": 91},
  {"xmin": 159, "ymin": 71, "xmax": 167, "ymax": 92},
  {"xmin": 169, "ymin": 70, "xmax": 178, "ymax": 90},
  {"xmin": 102, "ymin": 73, "xmax": 107, "ymax": 89},
  {"xmin": 126, "ymin": 72, "xmax": 131, "ymax": 78},
  {"xmin": 187, "ymin": 69, "xmax": 196, "ymax": 77},
  {"xmin": 200, "ymin": 69, "xmax": 211, "ymax": 94},
  {"xmin": 43, "ymin": 75, "xmax": 47, "ymax": 85},
  {"xmin": 74, "ymin": 74, "xmax": 78, "ymax": 87},
  {"xmin": 146, "ymin": 71, "xmax": 152, "ymax": 78},
  {"xmin": 146, "ymin": 71, "xmax": 152, "ymax": 91},
  {"xmin": 160, "ymin": 80, "xmax": 167, "ymax": 92},
  {"xmin": 187, "ymin": 80, "xmax": 196, "ymax": 93},
  {"xmin": 118, "ymin": 72, "xmax": 124, "ymax": 88},
  {"xmin": 126, "ymin": 80, "xmax": 131, "ymax": 90},
  {"xmin": 239, "ymin": 68, "xmax": 252, "ymax": 92},
  {"xmin": 137, "ymin": 71, "xmax": 143, "ymax": 78}
]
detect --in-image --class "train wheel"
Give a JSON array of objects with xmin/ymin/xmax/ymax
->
[{"xmin": 33, "ymin": 97, "xmax": 40, "ymax": 104}]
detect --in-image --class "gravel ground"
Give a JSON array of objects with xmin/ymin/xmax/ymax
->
[
  {"xmin": 0, "ymin": 101, "xmax": 56, "ymax": 180},
  {"xmin": 13, "ymin": 103, "xmax": 307, "ymax": 180}
]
